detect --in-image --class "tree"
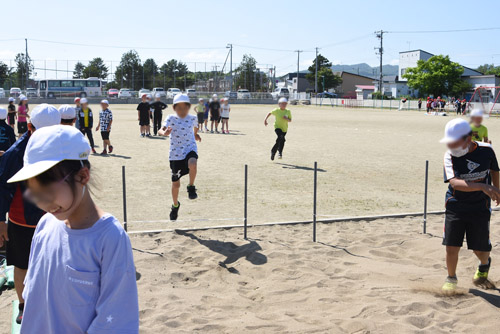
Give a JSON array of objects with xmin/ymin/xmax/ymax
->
[
  {"xmin": 73, "ymin": 62, "xmax": 85, "ymax": 79},
  {"xmin": 159, "ymin": 59, "xmax": 190, "ymax": 89},
  {"xmin": 403, "ymin": 55, "xmax": 470, "ymax": 97},
  {"xmin": 476, "ymin": 64, "xmax": 500, "ymax": 76},
  {"xmin": 143, "ymin": 58, "xmax": 158, "ymax": 89},
  {"xmin": 0, "ymin": 61, "xmax": 10, "ymax": 88},
  {"xmin": 317, "ymin": 68, "xmax": 342, "ymax": 92},
  {"xmin": 83, "ymin": 57, "xmax": 108, "ymax": 79},
  {"xmin": 113, "ymin": 50, "xmax": 142, "ymax": 90},
  {"xmin": 13, "ymin": 53, "xmax": 33, "ymax": 89},
  {"xmin": 234, "ymin": 54, "xmax": 265, "ymax": 91}
]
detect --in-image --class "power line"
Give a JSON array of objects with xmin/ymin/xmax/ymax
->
[
  {"xmin": 233, "ymin": 44, "xmax": 313, "ymax": 53},
  {"xmin": 29, "ymin": 39, "xmax": 226, "ymax": 50},
  {"xmin": 387, "ymin": 27, "xmax": 500, "ymax": 34}
]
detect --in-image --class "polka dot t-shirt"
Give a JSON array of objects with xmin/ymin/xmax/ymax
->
[{"xmin": 164, "ymin": 114, "xmax": 198, "ymax": 160}]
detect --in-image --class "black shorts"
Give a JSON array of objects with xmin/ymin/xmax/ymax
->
[
  {"xmin": 443, "ymin": 209, "xmax": 492, "ymax": 251},
  {"xmin": 170, "ymin": 151, "xmax": 198, "ymax": 182},
  {"xmin": 6, "ymin": 221, "xmax": 36, "ymax": 269},
  {"xmin": 139, "ymin": 112, "xmax": 150, "ymax": 126},
  {"xmin": 101, "ymin": 131, "xmax": 110, "ymax": 140},
  {"xmin": 7, "ymin": 113, "xmax": 15, "ymax": 125},
  {"xmin": 18, "ymin": 121, "xmax": 28, "ymax": 133},
  {"xmin": 210, "ymin": 112, "xmax": 220, "ymax": 121},
  {"xmin": 221, "ymin": 117, "xmax": 229, "ymax": 120},
  {"xmin": 197, "ymin": 113, "xmax": 205, "ymax": 124}
]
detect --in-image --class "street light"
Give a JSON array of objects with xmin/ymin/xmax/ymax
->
[{"xmin": 173, "ymin": 69, "xmax": 179, "ymax": 88}]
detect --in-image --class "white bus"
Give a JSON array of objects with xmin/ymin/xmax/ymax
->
[{"xmin": 36, "ymin": 77, "xmax": 105, "ymax": 98}]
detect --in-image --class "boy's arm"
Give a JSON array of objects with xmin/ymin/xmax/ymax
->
[
  {"xmin": 449, "ymin": 178, "xmax": 500, "ymax": 205},
  {"xmin": 264, "ymin": 112, "xmax": 272, "ymax": 126},
  {"xmin": 492, "ymin": 170, "xmax": 499, "ymax": 189}
]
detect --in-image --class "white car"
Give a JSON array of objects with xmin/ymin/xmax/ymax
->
[
  {"xmin": 118, "ymin": 88, "xmax": 133, "ymax": 99},
  {"xmin": 271, "ymin": 87, "xmax": 290, "ymax": 100},
  {"xmin": 10, "ymin": 87, "xmax": 21, "ymax": 97},
  {"xmin": 167, "ymin": 88, "xmax": 181, "ymax": 98},
  {"xmin": 138, "ymin": 89, "xmax": 151, "ymax": 98},
  {"xmin": 185, "ymin": 89, "xmax": 197, "ymax": 98},
  {"xmin": 151, "ymin": 87, "xmax": 166, "ymax": 97},
  {"xmin": 0, "ymin": 88, "xmax": 5, "ymax": 98},
  {"xmin": 237, "ymin": 89, "xmax": 251, "ymax": 99}
]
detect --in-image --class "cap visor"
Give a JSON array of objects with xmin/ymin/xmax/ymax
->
[
  {"xmin": 439, "ymin": 136, "xmax": 459, "ymax": 144},
  {"xmin": 7, "ymin": 160, "xmax": 61, "ymax": 183}
]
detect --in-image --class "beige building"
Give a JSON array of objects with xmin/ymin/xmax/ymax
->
[{"xmin": 333, "ymin": 71, "xmax": 375, "ymax": 98}]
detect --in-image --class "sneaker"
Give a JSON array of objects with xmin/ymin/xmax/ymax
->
[
  {"xmin": 108, "ymin": 146, "xmax": 114, "ymax": 153},
  {"xmin": 100, "ymin": 150, "xmax": 107, "ymax": 155},
  {"xmin": 170, "ymin": 202, "xmax": 180, "ymax": 221},
  {"xmin": 187, "ymin": 185, "xmax": 198, "ymax": 200},
  {"xmin": 141, "ymin": 134, "xmax": 145, "ymax": 138},
  {"xmin": 91, "ymin": 148, "xmax": 97, "ymax": 154},
  {"xmin": 271, "ymin": 151, "xmax": 276, "ymax": 161},
  {"xmin": 211, "ymin": 130, "xmax": 214, "ymax": 133},
  {"xmin": 278, "ymin": 154, "xmax": 283, "ymax": 159},
  {"xmin": 442, "ymin": 276, "xmax": 458, "ymax": 292},
  {"xmin": 16, "ymin": 303, "xmax": 24, "ymax": 324},
  {"xmin": 216, "ymin": 130, "xmax": 220, "ymax": 133},
  {"xmin": 473, "ymin": 258, "xmax": 495, "ymax": 288},
  {"xmin": 146, "ymin": 133, "xmax": 151, "ymax": 138}
]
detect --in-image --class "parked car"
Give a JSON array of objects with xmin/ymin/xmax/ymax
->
[
  {"xmin": 271, "ymin": 87, "xmax": 290, "ymax": 100},
  {"xmin": 10, "ymin": 87, "xmax": 21, "ymax": 97},
  {"xmin": 185, "ymin": 89, "xmax": 197, "ymax": 98},
  {"xmin": 138, "ymin": 89, "xmax": 151, "ymax": 98},
  {"xmin": 0, "ymin": 88, "xmax": 5, "ymax": 98},
  {"xmin": 118, "ymin": 88, "xmax": 133, "ymax": 99},
  {"xmin": 237, "ymin": 89, "xmax": 251, "ymax": 99},
  {"xmin": 25, "ymin": 88, "xmax": 38, "ymax": 98},
  {"xmin": 167, "ymin": 88, "xmax": 181, "ymax": 98},
  {"xmin": 108, "ymin": 88, "xmax": 119, "ymax": 98},
  {"xmin": 224, "ymin": 91, "xmax": 237, "ymax": 99},
  {"xmin": 317, "ymin": 92, "xmax": 337, "ymax": 98},
  {"xmin": 151, "ymin": 87, "xmax": 166, "ymax": 98}
]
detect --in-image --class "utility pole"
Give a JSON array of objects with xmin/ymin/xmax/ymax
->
[
  {"xmin": 375, "ymin": 30, "xmax": 385, "ymax": 94},
  {"xmin": 25, "ymin": 39, "xmax": 29, "ymax": 90},
  {"xmin": 315, "ymin": 47, "xmax": 319, "ymax": 93},
  {"xmin": 273, "ymin": 66, "xmax": 276, "ymax": 91},
  {"xmin": 227, "ymin": 44, "xmax": 233, "ymax": 91},
  {"xmin": 295, "ymin": 50, "xmax": 302, "ymax": 93}
]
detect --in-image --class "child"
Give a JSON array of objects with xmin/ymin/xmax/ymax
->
[
  {"xmin": 137, "ymin": 94, "xmax": 152, "ymax": 137},
  {"xmin": 203, "ymin": 99, "xmax": 210, "ymax": 131},
  {"xmin": 264, "ymin": 97, "xmax": 292, "ymax": 160},
  {"xmin": 158, "ymin": 94, "xmax": 201, "ymax": 221},
  {"xmin": 58, "ymin": 104, "xmax": 77, "ymax": 126},
  {"xmin": 470, "ymin": 108, "xmax": 491, "ymax": 144},
  {"xmin": 74, "ymin": 97, "xmax": 81, "ymax": 129},
  {"xmin": 208, "ymin": 94, "xmax": 221, "ymax": 133},
  {"xmin": 96, "ymin": 100, "xmax": 113, "ymax": 155},
  {"xmin": 220, "ymin": 98, "xmax": 231, "ymax": 134},
  {"xmin": 78, "ymin": 98, "xmax": 96, "ymax": 154},
  {"xmin": 440, "ymin": 118, "xmax": 500, "ymax": 292},
  {"xmin": 7, "ymin": 97, "xmax": 16, "ymax": 131},
  {"xmin": 0, "ymin": 107, "xmax": 16, "ymax": 158},
  {"xmin": 150, "ymin": 94, "xmax": 167, "ymax": 136},
  {"xmin": 17, "ymin": 96, "xmax": 29, "ymax": 136},
  {"xmin": 195, "ymin": 98, "xmax": 205, "ymax": 131},
  {"xmin": 7, "ymin": 125, "xmax": 139, "ymax": 333}
]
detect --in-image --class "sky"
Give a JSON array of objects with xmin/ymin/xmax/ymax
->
[{"xmin": 2, "ymin": 0, "xmax": 500, "ymax": 80}]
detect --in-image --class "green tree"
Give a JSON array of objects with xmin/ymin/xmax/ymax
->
[
  {"xmin": 143, "ymin": 58, "xmax": 158, "ymax": 89},
  {"xmin": 403, "ymin": 55, "xmax": 470, "ymax": 97},
  {"xmin": 476, "ymin": 63, "xmax": 500, "ymax": 76},
  {"xmin": 83, "ymin": 57, "xmax": 108, "ymax": 79},
  {"xmin": 73, "ymin": 62, "xmax": 85, "ymax": 79},
  {"xmin": 159, "ymin": 60, "xmax": 189, "ymax": 89},
  {"xmin": 13, "ymin": 53, "xmax": 33, "ymax": 88},
  {"xmin": 0, "ymin": 61, "xmax": 10, "ymax": 88},
  {"xmin": 234, "ymin": 54, "xmax": 265, "ymax": 91},
  {"xmin": 317, "ymin": 67, "xmax": 342, "ymax": 92},
  {"xmin": 113, "ymin": 50, "xmax": 142, "ymax": 90}
]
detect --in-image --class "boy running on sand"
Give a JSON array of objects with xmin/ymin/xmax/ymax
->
[
  {"xmin": 7, "ymin": 125, "xmax": 139, "ymax": 333},
  {"xmin": 470, "ymin": 109, "xmax": 491, "ymax": 144},
  {"xmin": 7, "ymin": 97, "xmax": 16, "ymax": 131},
  {"xmin": 158, "ymin": 94, "xmax": 201, "ymax": 221},
  {"xmin": 264, "ymin": 97, "xmax": 292, "ymax": 160},
  {"xmin": 220, "ymin": 98, "xmax": 231, "ymax": 134},
  {"xmin": 96, "ymin": 100, "xmax": 113, "ymax": 155},
  {"xmin": 137, "ymin": 94, "xmax": 152, "ymax": 137},
  {"xmin": 440, "ymin": 118, "xmax": 500, "ymax": 292},
  {"xmin": 195, "ymin": 98, "xmax": 205, "ymax": 132}
]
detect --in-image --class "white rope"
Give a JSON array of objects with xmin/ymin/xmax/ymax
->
[{"xmin": 128, "ymin": 217, "xmax": 245, "ymax": 224}]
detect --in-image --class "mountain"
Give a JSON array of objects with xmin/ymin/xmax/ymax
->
[{"xmin": 330, "ymin": 63, "xmax": 399, "ymax": 78}]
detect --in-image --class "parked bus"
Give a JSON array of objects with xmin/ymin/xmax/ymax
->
[{"xmin": 36, "ymin": 78, "xmax": 105, "ymax": 98}]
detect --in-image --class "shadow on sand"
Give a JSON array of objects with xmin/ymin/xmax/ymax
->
[
  {"xmin": 275, "ymin": 163, "xmax": 327, "ymax": 172},
  {"xmin": 469, "ymin": 288, "xmax": 500, "ymax": 308}
]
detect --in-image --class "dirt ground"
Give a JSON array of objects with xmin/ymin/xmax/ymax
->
[{"xmin": 18, "ymin": 103, "xmax": 500, "ymax": 231}]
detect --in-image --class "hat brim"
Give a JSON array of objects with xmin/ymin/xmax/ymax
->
[
  {"xmin": 8, "ymin": 160, "xmax": 61, "ymax": 183},
  {"xmin": 439, "ymin": 136, "xmax": 461, "ymax": 144}
]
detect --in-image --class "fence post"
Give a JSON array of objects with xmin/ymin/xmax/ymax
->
[
  {"xmin": 423, "ymin": 160, "xmax": 429, "ymax": 234},
  {"xmin": 244, "ymin": 164, "xmax": 248, "ymax": 240},
  {"xmin": 313, "ymin": 162, "xmax": 318, "ymax": 242},
  {"xmin": 122, "ymin": 165, "xmax": 128, "ymax": 232}
]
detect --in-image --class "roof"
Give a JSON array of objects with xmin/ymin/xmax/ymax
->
[
  {"xmin": 355, "ymin": 85, "xmax": 375, "ymax": 90},
  {"xmin": 399, "ymin": 49, "xmax": 434, "ymax": 56},
  {"xmin": 333, "ymin": 71, "xmax": 375, "ymax": 81}
]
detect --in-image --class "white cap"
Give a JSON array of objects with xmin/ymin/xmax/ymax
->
[
  {"xmin": 74, "ymin": 97, "xmax": 81, "ymax": 102},
  {"xmin": 31, "ymin": 104, "xmax": 61, "ymax": 129},
  {"xmin": 212, "ymin": 94, "xmax": 218, "ymax": 98},
  {"xmin": 141, "ymin": 93, "xmax": 148, "ymax": 98},
  {"xmin": 147, "ymin": 94, "xmax": 152, "ymax": 99},
  {"xmin": 20, "ymin": 96, "xmax": 28, "ymax": 101},
  {"xmin": 440, "ymin": 119, "xmax": 472, "ymax": 144},
  {"xmin": 80, "ymin": 98, "xmax": 88, "ymax": 104},
  {"xmin": 155, "ymin": 93, "xmax": 161, "ymax": 98},
  {"xmin": 198, "ymin": 98, "xmax": 204, "ymax": 102},
  {"xmin": 8, "ymin": 97, "xmax": 15, "ymax": 102},
  {"xmin": 173, "ymin": 94, "xmax": 190, "ymax": 105},
  {"xmin": 278, "ymin": 97, "xmax": 288, "ymax": 103},
  {"xmin": 470, "ymin": 108, "xmax": 487, "ymax": 118},
  {"xmin": 58, "ymin": 105, "xmax": 76, "ymax": 120},
  {"xmin": 0, "ymin": 108, "xmax": 7, "ymax": 120},
  {"xmin": 100, "ymin": 99, "xmax": 109, "ymax": 105},
  {"xmin": 7, "ymin": 125, "xmax": 91, "ymax": 183}
]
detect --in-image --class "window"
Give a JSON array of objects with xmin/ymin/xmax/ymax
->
[
  {"xmin": 40, "ymin": 81, "xmax": 46, "ymax": 90},
  {"xmin": 401, "ymin": 68, "xmax": 406, "ymax": 76},
  {"xmin": 74, "ymin": 80, "xmax": 86, "ymax": 88},
  {"xmin": 61, "ymin": 81, "xmax": 73, "ymax": 87},
  {"xmin": 48, "ymin": 80, "xmax": 61, "ymax": 88},
  {"xmin": 87, "ymin": 80, "xmax": 100, "ymax": 87}
]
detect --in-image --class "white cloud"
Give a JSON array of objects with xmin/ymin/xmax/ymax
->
[
  {"xmin": 390, "ymin": 58, "xmax": 399, "ymax": 66},
  {"xmin": 183, "ymin": 50, "xmax": 227, "ymax": 63}
]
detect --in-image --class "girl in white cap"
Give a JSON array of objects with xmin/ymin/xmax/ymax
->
[
  {"xmin": 17, "ymin": 96, "xmax": 29, "ymax": 135},
  {"xmin": 7, "ymin": 97, "xmax": 16, "ymax": 131},
  {"xmin": 220, "ymin": 98, "xmax": 231, "ymax": 134},
  {"xmin": 7, "ymin": 125, "xmax": 139, "ymax": 333}
]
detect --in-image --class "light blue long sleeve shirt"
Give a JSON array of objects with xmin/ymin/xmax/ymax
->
[{"xmin": 21, "ymin": 213, "xmax": 139, "ymax": 334}]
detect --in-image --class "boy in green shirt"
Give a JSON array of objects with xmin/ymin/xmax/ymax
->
[
  {"xmin": 470, "ymin": 108, "xmax": 491, "ymax": 144},
  {"xmin": 194, "ymin": 98, "xmax": 205, "ymax": 132},
  {"xmin": 264, "ymin": 97, "xmax": 292, "ymax": 160}
]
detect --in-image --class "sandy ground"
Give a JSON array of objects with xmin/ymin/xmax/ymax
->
[{"xmin": 2, "ymin": 104, "xmax": 500, "ymax": 333}]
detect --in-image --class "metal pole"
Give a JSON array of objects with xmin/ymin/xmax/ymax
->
[
  {"xmin": 25, "ymin": 38, "xmax": 28, "ymax": 90},
  {"xmin": 313, "ymin": 162, "xmax": 318, "ymax": 242},
  {"xmin": 244, "ymin": 164, "xmax": 248, "ymax": 240},
  {"xmin": 423, "ymin": 160, "xmax": 429, "ymax": 234},
  {"xmin": 315, "ymin": 47, "xmax": 318, "ymax": 93},
  {"xmin": 122, "ymin": 166, "xmax": 128, "ymax": 232},
  {"xmin": 229, "ymin": 44, "xmax": 233, "ymax": 91},
  {"xmin": 295, "ymin": 50, "xmax": 302, "ymax": 93}
]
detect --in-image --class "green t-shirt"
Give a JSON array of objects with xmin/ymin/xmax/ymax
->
[
  {"xmin": 195, "ymin": 103, "xmax": 205, "ymax": 114},
  {"xmin": 271, "ymin": 108, "xmax": 292, "ymax": 132},
  {"xmin": 471, "ymin": 124, "xmax": 488, "ymax": 141}
]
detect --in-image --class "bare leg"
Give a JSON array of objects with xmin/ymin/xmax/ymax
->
[
  {"xmin": 188, "ymin": 158, "xmax": 197, "ymax": 186},
  {"xmin": 473, "ymin": 250, "xmax": 490, "ymax": 265},
  {"xmin": 172, "ymin": 181, "xmax": 180, "ymax": 206},
  {"xmin": 446, "ymin": 246, "xmax": 460, "ymax": 277},
  {"xmin": 14, "ymin": 267, "xmax": 27, "ymax": 304}
]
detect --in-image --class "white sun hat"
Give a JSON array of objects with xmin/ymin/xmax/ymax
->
[
  {"xmin": 8, "ymin": 125, "xmax": 91, "ymax": 183},
  {"xmin": 212, "ymin": 94, "xmax": 218, "ymax": 98},
  {"xmin": 278, "ymin": 97, "xmax": 288, "ymax": 103},
  {"xmin": 8, "ymin": 97, "xmax": 15, "ymax": 102},
  {"xmin": 155, "ymin": 93, "xmax": 161, "ymax": 98},
  {"xmin": 58, "ymin": 105, "xmax": 76, "ymax": 120},
  {"xmin": 0, "ymin": 108, "xmax": 7, "ymax": 120},
  {"xmin": 173, "ymin": 94, "xmax": 191, "ymax": 105},
  {"xmin": 31, "ymin": 104, "xmax": 61, "ymax": 129},
  {"xmin": 80, "ymin": 97, "xmax": 88, "ymax": 104},
  {"xmin": 20, "ymin": 96, "xmax": 28, "ymax": 101},
  {"xmin": 100, "ymin": 99, "xmax": 109, "ymax": 105},
  {"xmin": 470, "ymin": 108, "xmax": 488, "ymax": 118},
  {"xmin": 440, "ymin": 118, "xmax": 472, "ymax": 144}
]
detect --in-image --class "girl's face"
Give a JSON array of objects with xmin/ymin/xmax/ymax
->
[
  {"xmin": 22, "ymin": 100, "xmax": 27, "ymax": 106},
  {"xmin": 26, "ymin": 169, "xmax": 89, "ymax": 220}
]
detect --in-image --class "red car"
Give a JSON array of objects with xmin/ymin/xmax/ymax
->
[{"xmin": 108, "ymin": 88, "xmax": 119, "ymax": 98}]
